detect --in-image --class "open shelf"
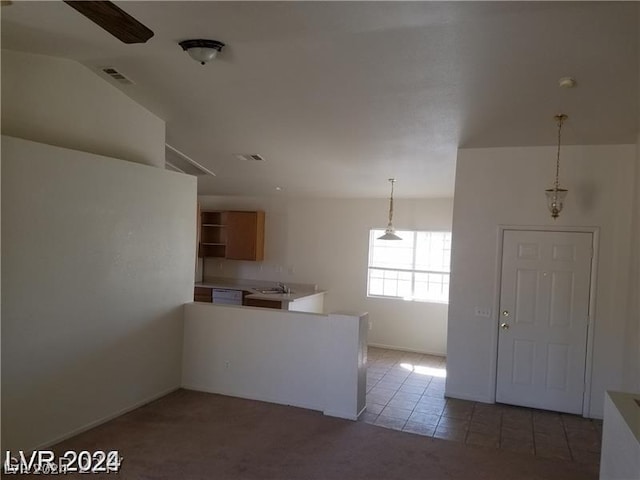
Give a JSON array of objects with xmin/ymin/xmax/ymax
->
[
  {"xmin": 199, "ymin": 244, "xmax": 226, "ymax": 258},
  {"xmin": 199, "ymin": 211, "xmax": 227, "ymax": 258},
  {"xmin": 198, "ymin": 210, "xmax": 264, "ymax": 260},
  {"xmin": 201, "ymin": 212, "xmax": 225, "ymax": 225}
]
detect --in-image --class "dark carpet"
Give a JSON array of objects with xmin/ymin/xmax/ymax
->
[{"xmin": 52, "ymin": 389, "xmax": 597, "ymax": 480}]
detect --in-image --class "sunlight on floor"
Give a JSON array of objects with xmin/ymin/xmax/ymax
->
[{"xmin": 400, "ymin": 362, "xmax": 447, "ymax": 378}]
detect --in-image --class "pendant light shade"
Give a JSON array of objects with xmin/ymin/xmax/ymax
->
[
  {"xmin": 545, "ymin": 114, "xmax": 569, "ymax": 219},
  {"xmin": 378, "ymin": 178, "xmax": 402, "ymax": 241},
  {"xmin": 545, "ymin": 187, "xmax": 568, "ymax": 219},
  {"xmin": 378, "ymin": 229, "xmax": 402, "ymax": 241}
]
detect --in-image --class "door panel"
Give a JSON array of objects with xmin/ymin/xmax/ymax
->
[
  {"xmin": 546, "ymin": 343, "xmax": 570, "ymax": 390},
  {"xmin": 515, "ymin": 269, "xmax": 537, "ymax": 324},
  {"xmin": 549, "ymin": 271, "xmax": 573, "ymax": 327},
  {"xmin": 496, "ymin": 230, "xmax": 592, "ymax": 414},
  {"xmin": 512, "ymin": 340, "xmax": 535, "ymax": 385}
]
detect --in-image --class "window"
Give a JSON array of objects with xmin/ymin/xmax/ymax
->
[{"xmin": 367, "ymin": 230, "xmax": 451, "ymax": 303}]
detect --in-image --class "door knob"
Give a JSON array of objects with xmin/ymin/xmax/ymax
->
[
  {"xmin": 500, "ymin": 323, "xmax": 510, "ymax": 330},
  {"xmin": 502, "ymin": 310, "xmax": 510, "ymax": 317}
]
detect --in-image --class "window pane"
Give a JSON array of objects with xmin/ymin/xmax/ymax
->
[
  {"xmin": 415, "ymin": 232, "xmax": 451, "ymax": 272},
  {"xmin": 369, "ymin": 276, "xmax": 384, "ymax": 296},
  {"xmin": 397, "ymin": 271, "xmax": 412, "ymax": 299},
  {"xmin": 368, "ymin": 268, "xmax": 414, "ymax": 299},
  {"xmin": 367, "ymin": 229, "xmax": 451, "ymax": 303},
  {"xmin": 414, "ymin": 272, "xmax": 450, "ymax": 302},
  {"xmin": 369, "ymin": 230, "xmax": 415, "ymax": 269}
]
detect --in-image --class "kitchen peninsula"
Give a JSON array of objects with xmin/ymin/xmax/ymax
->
[
  {"xmin": 186, "ymin": 275, "xmax": 363, "ymax": 421},
  {"xmin": 194, "ymin": 278, "xmax": 326, "ymax": 313}
]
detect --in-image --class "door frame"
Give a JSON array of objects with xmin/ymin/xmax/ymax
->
[{"xmin": 490, "ymin": 225, "xmax": 600, "ymax": 417}]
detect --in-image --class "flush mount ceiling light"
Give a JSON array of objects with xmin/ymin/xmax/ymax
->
[
  {"xmin": 179, "ymin": 39, "xmax": 225, "ymax": 65},
  {"xmin": 378, "ymin": 178, "xmax": 402, "ymax": 241},
  {"xmin": 558, "ymin": 76, "xmax": 577, "ymax": 89},
  {"xmin": 545, "ymin": 114, "xmax": 569, "ymax": 220}
]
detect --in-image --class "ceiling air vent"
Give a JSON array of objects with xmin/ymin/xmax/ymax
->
[
  {"xmin": 101, "ymin": 67, "xmax": 134, "ymax": 85},
  {"xmin": 165, "ymin": 144, "xmax": 216, "ymax": 176},
  {"xmin": 234, "ymin": 153, "xmax": 265, "ymax": 162}
]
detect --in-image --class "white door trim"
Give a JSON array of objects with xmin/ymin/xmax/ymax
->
[{"xmin": 490, "ymin": 225, "xmax": 599, "ymax": 417}]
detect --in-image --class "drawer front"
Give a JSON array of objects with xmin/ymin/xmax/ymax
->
[
  {"xmin": 194, "ymin": 287, "xmax": 212, "ymax": 302},
  {"xmin": 243, "ymin": 298, "xmax": 282, "ymax": 309}
]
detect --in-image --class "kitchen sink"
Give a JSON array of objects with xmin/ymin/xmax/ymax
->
[{"xmin": 255, "ymin": 288, "xmax": 293, "ymax": 294}]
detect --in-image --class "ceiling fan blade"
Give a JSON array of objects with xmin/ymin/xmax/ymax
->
[{"xmin": 63, "ymin": 1, "xmax": 153, "ymax": 44}]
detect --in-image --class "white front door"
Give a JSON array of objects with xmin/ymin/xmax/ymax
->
[{"xmin": 496, "ymin": 230, "xmax": 593, "ymax": 414}]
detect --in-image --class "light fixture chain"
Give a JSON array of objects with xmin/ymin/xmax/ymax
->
[
  {"xmin": 389, "ymin": 179, "xmax": 395, "ymax": 224},
  {"xmin": 554, "ymin": 114, "xmax": 566, "ymax": 191},
  {"xmin": 545, "ymin": 113, "xmax": 569, "ymax": 220},
  {"xmin": 378, "ymin": 178, "xmax": 402, "ymax": 240}
]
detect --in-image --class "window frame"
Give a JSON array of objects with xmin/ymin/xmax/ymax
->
[{"xmin": 366, "ymin": 229, "xmax": 452, "ymax": 304}]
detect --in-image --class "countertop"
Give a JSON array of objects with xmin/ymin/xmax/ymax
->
[
  {"xmin": 195, "ymin": 277, "xmax": 326, "ymax": 303},
  {"xmin": 607, "ymin": 391, "xmax": 640, "ymax": 444}
]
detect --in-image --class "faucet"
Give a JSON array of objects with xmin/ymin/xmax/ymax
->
[{"xmin": 278, "ymin": 282, "xmax": 291, "ymax": 294}]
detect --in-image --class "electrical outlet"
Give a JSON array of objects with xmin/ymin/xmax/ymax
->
[
  {"xmin": 369, "ymin": 321, "xmax": 373, "ymax": 331},
  {"xmin": 224, "ymin": 361, "xmax": 230, "ymax": 369},
  {"xmin": 474, "ymin": 307, "xmax": 492, "ymax": 318}
]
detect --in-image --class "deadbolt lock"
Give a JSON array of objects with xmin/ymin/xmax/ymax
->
[{"xmin": 502, "ymin": 310, "xmax": 510, "ymax": 317}]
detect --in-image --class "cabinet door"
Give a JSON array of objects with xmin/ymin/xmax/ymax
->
[
  {"xmin": 243, "ymin": 298, "xmax": 281, "ymax": 309},
  {"xmin": 226, "ymin": 211, "xmax": 265, "ymax": 260},
  {"xmin": 194, "ymin": 287, "xmax": 213, "ymax": 302}
]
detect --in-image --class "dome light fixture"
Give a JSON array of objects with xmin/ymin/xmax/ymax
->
[
  {"xmin": 545, "ymin": 114, "xmax": 569, "ymax": 219},
  {"xmin": 378, "ymin": 178, "xmax": 402, "ymax": 240},
  {"xmin": 179, "ymin": 39, "xmax": 225, "ymax": 65}
]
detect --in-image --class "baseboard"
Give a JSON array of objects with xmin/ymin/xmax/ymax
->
[
  {"xmin": 323, "ymin": 409, "xmax": 358, "ymax": 421},
  {"xmin": 32, "ymin": 385, "xmax": 180, "ymax": 453},
  {"xmin": 181, "ymin": 384, "xmax": 324, "ymax": 414},
  {"xmin": 444, "ymin": 389, "xmax": 493, "ymax": 404},
  {"xmin": 367, "ymin": 343, "xmax": 446, "ymax": 357}
]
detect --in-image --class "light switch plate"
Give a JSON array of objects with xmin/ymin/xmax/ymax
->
[{"xmin": 474, "ymin": 307, "xmax": 492, "ymax": 318}]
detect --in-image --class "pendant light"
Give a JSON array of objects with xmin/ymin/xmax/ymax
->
[
  {"xmin": 545, "ymin": 114, "xmax": 569, "ymax": 219},
  {"xmin": 378, "ymin": 178, "xmax": 402, "ymax": 240}
]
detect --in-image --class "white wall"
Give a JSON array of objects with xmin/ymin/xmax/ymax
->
[
  {"xmin": 198, "ymin": 196, "xmax": 453, "ymax": 355},
  {"xmin": 627, "ymin": 19, "xmax": 640, "ymax": 392},
  {"xmin": 1, "ymin": 136, "xmax": 197, "ymax": 451},
  {"xmin": 183, "ymin": 303, "xmax": 368, "ymax": 420},
  {"xmin": 1, "ymin": 50, "xmax": 165, "ymax": 168},
  {"xmin": 626, "ymin": 131, "xmax": 640, "ymax": 392},
  {"xmin": 600, "ymin": 392, "xmax": 640, "ymax": 480},
  {"xmin": 446, "ymin": 144, "xmax": 636, "ymax": 417},
  {"xmin": 635, "ymin": 134, "xmax": 640, "ymax": 391}
]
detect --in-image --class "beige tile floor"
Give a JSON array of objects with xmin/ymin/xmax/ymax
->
[{"xmin": 361, "ymin": 347, "xmax": 602, "ymax": 473}]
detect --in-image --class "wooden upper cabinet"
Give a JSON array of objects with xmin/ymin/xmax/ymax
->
[
  {"xmin": 199, "ymin": 210, "xmax": 264, "ymax": 261},
  {"xmin": 199, "ymin": 211, "xmax": 227, "ymax": 258},
  {"xmin": 226, "ymin": 211, "xmax": 265, "ymax": 260}
]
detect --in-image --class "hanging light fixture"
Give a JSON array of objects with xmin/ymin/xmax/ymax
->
[
  {"xmin": 179, "ymin": 39, "xmax": 225, "ymax": 65},
  {"xmin": 545, "ymin": 114, "xmax": 569, "ymax": 219},
  {"xmin": 378, "ymin": 178, "xmax": 402, "ymax": 240}
]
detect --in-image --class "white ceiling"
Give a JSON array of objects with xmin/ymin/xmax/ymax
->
[{"xmin": 2, "ymin": 1, "xmax": 638, "ymax": 198}]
